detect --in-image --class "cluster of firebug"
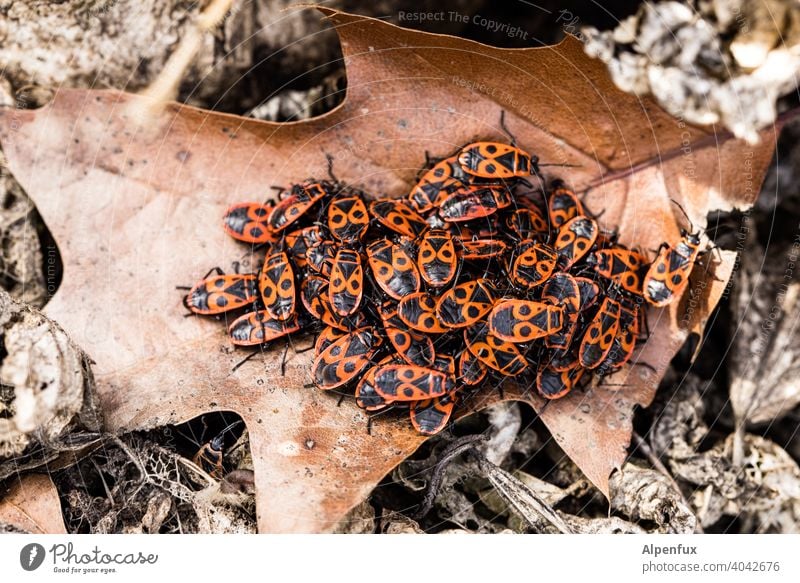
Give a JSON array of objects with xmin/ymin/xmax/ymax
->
[{"xmin": 182, "ymin": 129, "xmax": 704, "ymax": 436}]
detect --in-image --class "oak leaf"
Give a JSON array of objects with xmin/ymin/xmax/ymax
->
[
  {"xmin": 0, "ymin": 8, "xmax": 778, "ymax": 532},
  {"xmin": 0, "ymin": 474, "xmax": 67, "ymax": 534}
]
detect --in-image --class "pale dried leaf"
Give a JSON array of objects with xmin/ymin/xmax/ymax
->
[
  {"xmin": 562, "ymin": 514, "xmax": 646, "ymax": 534},
  {"xmin": 0, "ymin": 162, "xmax": 46, "ymax": 306},
  {"xmin": 729, "ymin": 236, "xmax": 800, "ymax": 425},
  {"xmin": 0, "ymin": 290, "xmax": 101, "ymax": 478},
  {"xmin": 673, "ymin": 434, "xmax": 800, "ymax": 532},
  {"xmin": 480, "ymin": 467, "xmax": 647, "ymax": 534},
  {"xmin": 477, "ymin": 456, "xmax": 573, "ymax": 534},
  {"xmin": 610, "ymin": 462, "xmax": 696, "ymax": 533},
  {"xmin": 380, "ymin": 511, "xmax": 424, "ymax": 534},
  {"xmin": 334, "ymin": 499, "xmax": 375, "ymax": 534},
  {"xmin": 479, "ymin": 470, "xmax": 571, "ymax": 533},
  {"xmin": 512, "ymin": 471, "xmax": 571, "ymax": 507},
  {"xmin": 738, "ymin": 435, "xmax": 800, "ymax": 533},
  {"xmin": 650, "ymin": 376, "xmax": 710, "ymax": 460},
  {"xmin": 429, "ymin": 459, "xmax": 506, "ymax": 533},
  {"xmin": 0, "ymin": 474, "xmax": 67, "ymax": 534},
  {"xmin": 481, "ymin": 402, "xmax": 522, "ymax": 466},
  {"xmin": 584, "ymin": 0, "xmax": 800, "ymax": 142}
]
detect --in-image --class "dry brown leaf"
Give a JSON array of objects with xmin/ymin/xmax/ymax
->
[
  {"xmin": 729, "ymin": 236, "xmax": 800, "ymax": 426},
  {"xmin": 0, "ymin": 165, "xmax": 46, "ymax": 306},
  {"xmin": 609, "ymin": 462, "xmax": 696, "ymax": 534},
  {"xmin": 0, "ymin": 8, "xmax": 780, "ymax": 532},
  {"xmin": 333, "ymin": 499, "xmax": 375, "ymax": 534},
  {"xmin": 476, "ymin": 455, "xmax": 573, "ymax": 534},
  {"xmin": 651, "ymin": 379, "xmax": 800, "ymax": 532},
  {"xmin": 0, "ymin": 474, "xmax": 67, "ymax": 533},
  {"xmin": 674, "ymin": 434, "xmax": 800, "ymax": 532}
]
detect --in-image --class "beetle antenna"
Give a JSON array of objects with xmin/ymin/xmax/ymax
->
[
  {"xmin": 538, "ymin": 162, "xmax": 582, "ymax": 168},
  {"xmin": 499, "ymin": 111, "xmax": 517, "ymax": 146},
  {"xmin": 231, "ymin": 350, "xmax": 260, "ymax": 372},
  {"xmin": 326, "ymin": 153, "xmax": 338, "ymax": 183},
  {"xmin": 213, "ymin": 419, "xmax": 244, "ymax": 443},
  {"xmin": 670, "ymin": 199, "xmax": 694, "ymax": 232}
]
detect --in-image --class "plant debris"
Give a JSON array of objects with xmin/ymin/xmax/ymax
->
[
  {"xmin": 0, "ymin": 155, "xmax": 48, "ymax": 307},
  {"xmin": 0, "ymin": 290, "xmax": 102, "ymax": 480},
  {"xmin": 729, "ymin": 231, "xmax": 800, "ymax": 429},
  {"xmin": 56, "ymin": 428, "xmax": 256, "ymax": 534},
  {"xmin": 583, "ymin": 0, "xmax": 800, "ymax": 142}
]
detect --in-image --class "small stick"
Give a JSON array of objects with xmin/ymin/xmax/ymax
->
[
  {"xmin": 127, "ymin": 0, "xmax": 235, "ymax": 123},
  {"xmin": 474, "ymin": 450, "xmax": 574, "ymax": 534},
  {"xmin": 112, "ymin": 436, "xmax": 146, "ymax": 483},
  {"xmin": 412, "ymin": 434, "xmax": 489, "ymax": 520},
  {"xmin": 91, "ymin": 458, "xmax": 115, "ymax": 506}
]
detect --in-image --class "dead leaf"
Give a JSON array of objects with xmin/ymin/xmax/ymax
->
[
  {"xmin": 333, "ymin": 499, "xmax": 375, "ymax": 534},
  {"xmin": 650, "ymin": 375, "xmax": 710, "ymax": 461},
  {"xmin": 0, "ymin": 289, "xmax": 102, "ymax": 479},
  {"xmin": 480, "ymin": 464, "xmax": 651, "ymax": 534},
  {"xmin": 729, "ymin": 235, "xmax": 800, "ymax": 426},
  {"xmin": 0, "ymin": 162, "xmax": 46, "ymax": 306},
  {"xmin": 513, "ymin": 471, "xmax": 572, "ymax": 506},
  {"xmin": 480, "ymin": 402, "xmax": 521, "ymax": 465},
  {"xmin": 583, "ymin": 0, "xmax": 800, "ymax": 142},
  {"xmin": 0, "ymin": 8, "xmax": 780, "ymax": 532},
  {"xmin": 380, "ymin": 511, "xmax": 424, "ymax": 534},
  {"xmin": 564, "ymin": 515, "xmax": 647, "ymax": 534},
  {"xmin": 651, "ymin": 378, "xmax": 800, "ymax": 532},
  {"xmin": 57, "ymin": 434, "xmax": 255, "ymax": 533},
  {"xmin": 675, "ymin": 434, "xmax": 800, "ymax": 532},
  {"xmin": 0, "ymin": 474, "xmax": 67, "ymax": 533},
  {"xmin": 476, "ymin": 455, "xmax": 573, "ymax": 534},
  {"xmin": 609, "ymin": 462, "xmax": 696, "ymax": 534}
]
